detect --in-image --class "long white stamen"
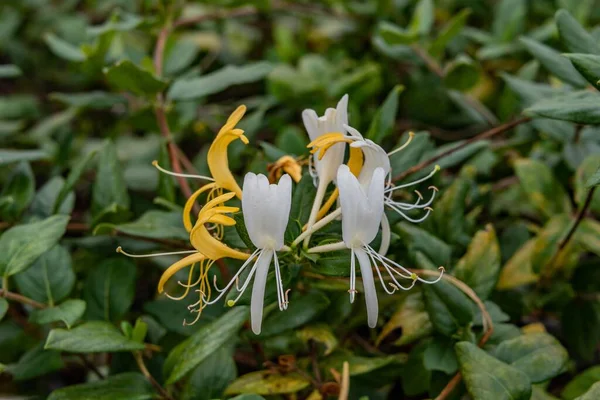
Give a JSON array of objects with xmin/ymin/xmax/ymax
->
[
  {"xmin": 273, "ymin": 252, "xmax": 287, "ymax": 310},
  {"xmin": 366, "ymin": 245, "xmax": 413, "ymax": 278},
  {"xmin": 385, "ymin": 202, "xmax": 432, "ymax": 223},
  {"xmin": 307, "ymin": 241, "xmax": 347, "ymax": 253},
  {"xmin": 387, "ymin": 132, "xmax": 414, "ymax": 156},
  {"xmin": 366, "ymin": 247, "xmax": 396, "ymax": 295},
  {"xmin": 365, "ymin": 246, "xmax": 415, "ymax": 290},
  {"xmin": 385, "ymin": 165, "xmax": 440, "ymax": 193},
  {"xmin": 203, "ymin": 249, "xmax": 260, "ymax": 300},
  {"xmin": 386, "ymin": 186, "xmax": 438, "ymax": 210},
  {"xmin": 152, "ymin": 160, "xmax": 215, "ymax": 181},
  {"xmin": 116, "ymin": 246, "xmax": 197, "ymax": 258}
]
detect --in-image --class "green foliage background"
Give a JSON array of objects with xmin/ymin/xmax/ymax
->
[{"xmin": 1, "ymin": 0, "xmax": 600, "ymax": 399}]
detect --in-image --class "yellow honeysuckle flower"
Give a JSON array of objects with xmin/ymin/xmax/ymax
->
[{"xmin": 267, "ymin": 155, "xmax": 303, "ymax": 183}]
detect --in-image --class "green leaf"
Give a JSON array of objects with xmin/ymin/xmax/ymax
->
[
  {"xmin": 321, "ymin": 350, "xmax": 401, "ymax": 377},
  {"xmin": 165, "ymin": 306, "xmax": 249, "ymax": 384},
  {"xmin": 575, "ymin": 382, "xmax": 600, "ymax": 400},
  {"xmin": 5, "ymin": 344, "xmax": 63, "ymax": 381},
  {"xmin": 55, "ymin": 149, "xmax": 97, "ymax": 213},
  {"xmin": 409, "ymin": 0, "xmax": 434, "ymax": 36},
  {"xmin": 563, "ymin": 367, "xmax": 600, "ymax": 400},
  {"xmin": 402, "ymin": 343, "xmax": 430, "ymax": 396},
  {"xmin": 396, "ymin": 223, "xmax": 452, "ymax": 267},
  {"xmin": 0, "ymin": 215, "xmax": 69, "ymax": 278},
  {"xmin": 296, "ymin": 324, "xmax": 338, "ymax": 355},
  {"xmin": 366, "ymin": 85, "xmax": 403, "ymax": 142},
  {"xmin": 519, "ymin": 37, "xmax": 587, "ymax": 87},
  {"xmin": 456, "ymin": 341, "xmax": 532, "ymax": 400},
  {"xmin": 577, "ymin": 219, "xmax": 600, "ymax": 257},
  {"xmin": 575, "ymin": 155, "xmax": 600, "ymax": 212},
  {"xmin": 377, "ymin": 291, "xmax": 432, "ymax": 346},
  {"xmin": 561, "ymin": 299, "xmax": 600, "ymax": 361},
  {"xmin": 104, "ymin": 60, "xmax": 167, "ymax": 97},
  {"xmin": 30, "ymin": 177, "xmax": 75, "ymax": 218},
  {"xmin": 225, "ymin": 371, "xmax": 310, "ymax": 396},
  {"xmin": 0, "ymin": 94, "xmax": 39, "ymax": 119},
  {"xmin": 424, "ymin": 175, "xmax": 470, "ymax": 246},
  {"xmin": 493, "ymin": 332, "xmax": 568, "ymax": 383},
  {"xmin": 0, "ymin": 298, "xmax": 7, "ymax": 321},
  {"xmin": 143, "ymin": 299, "xmax": 199, "ymax": 337},
  {"xmin": 514, "ymin": 158, "xmax": 572, "ymax": 219},
  {"xmin": 92, "ymin": 140, "xmax": 130, "ymax": 222},
  {"xmin": 285, "ymin": 175, "xmax": 316, "ymax": 241},
  {"xmin": 96, "ymin": 211, "xmax": 188, "ymax": 240},
  {"xmin": 429, "ymin": 9, "xmax": 471, "ymax": 58},
  {"xmin": 83, "ymin": 258, "xmax": 136, "ymax": 322},
  {"xmin": 182, "ymin": 345, "xmax": 237, "ymax": 400},
  {"xmin": 422, "ymin": 279, "xmax": 475, "ymax": 337},
  {"xmin": 0, "ymin": 64, "xmax": 22, "ymax": 78},
  {"xmin": 497, "ymin": 238, "xmax": 539, "ymax": 290},
  {"xmin": 0, "ymin": 161, "xmax": 34, "ymax": 220},
  {"xmin": 29, "ymin": 300, "xmax": 86, "ymax": 329},
  {"xmin": 43, "ymin": 33, "xmax": 85, "ymax": 62},
  {"xmin": 14, "ymin": 245, "xmax": 75, "ymax": 305},
  {"xmin": 377, "ymin": 22, "xmax": 418, "ymax": 46},
  {"xmin": 49, "ymin": 91, "xmax": 126, "ymax": 109},
  {"xmin": 530, "ymin": 215, "xmax": 572, "ymax": 274},
  {"xmin": 492, "ymin": 0, "xmax": 526, "ymax": 42},
  {"xmin": 585, "ymin": 167, "xmax": 600, "ymax": 189},
  {"xmin": 443, "ymin": 55, "xmax": 480, "ymax": 91},
  {"xmin": 555, "ymin": 10, "xmax": 600, "ymax": 55},
  {"xmin": 566, "ymin": 54, "xmax": 600, "ymax": 89},
  {"xmin": 261, "ymin": 290, "xmax": 330, "ymax": 337},
  {"xmin": 525, "ymin": 91, "xmax": 600, "ymax": 125},
  {"xmin": 45, "ymin": 321, "xmax": 145, "ymax": 353},
  {"xmin": 454, "ymin": 225, "xmax": 501, "ymax": 299},
  {"xmin": 47, "ymin": 372, "xmax": 154, "ymax": 400},
  {"xmin": 168, "ymin": 62, "xmax": 273, "ymax": 100},
  {"xmin": 424, "ymin": 336, "xmax": 458, "ymax": 375}
]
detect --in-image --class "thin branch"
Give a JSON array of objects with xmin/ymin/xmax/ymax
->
[
  {"xmin": 558, "ymin": 187, "xmax": 596, "ymax": 253},
  {"xmin": 392, "ymin": 117, "xmax": 531, "ymax": 183},
  {"xmin": 78, "ymin": 355, "xmax": 106, "ymax": 380},
  {"xmin": 0, "ymin": 289, "xmax": 46, "ymax": 309},
  {"xmin": 338, "ymin": 361, "xmax": 350, "ymax": 400},
  {"xmin": 134, "ymin": 351, "xmax": 174, "ymax": 400}
]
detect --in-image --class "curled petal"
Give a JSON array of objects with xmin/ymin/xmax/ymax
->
[{"xmin": 158, "ymin": 252, "xmax": 207, "ymax": 294}]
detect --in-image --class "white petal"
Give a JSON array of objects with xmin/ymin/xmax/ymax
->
[
  {"xmin": 302, "ymin": 110, "xmax": 320, "ymax": 141},
  {"xmin": 355, "ymin": 248, "xmax": 378, "ymax": 328},
  {"xmin": 337, "ymin": 165, "xmax": 361, "ymax": 247},
  {"xmin": 378, "ymin": 213, "xmax": 391, "ymax": 256},
  {"xmin": 251, "ymin": 249, "xmax": 274, "ymax": 335},
  {"xmin": 336, "ymin": 94, "xmax": 349, "ymax": 130},
  {"xmin": 274, "ymin": 174, "xmax": 292, "ymax": 249},
  {"xmin": 242, "ymin": 173, "xmax": 261, "ymax": 248}
]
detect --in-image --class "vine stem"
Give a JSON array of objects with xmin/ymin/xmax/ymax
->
[
  {"xmin": 557, "ymin": 186, "xmax": 596, "ymax": 253},
  {"xmin": 134, "ymin": 351, "xmax": 175, "ymax": 400},
  {"xmin": 392, "ymin": 117, "xmax": 531, "ymax": 183}
]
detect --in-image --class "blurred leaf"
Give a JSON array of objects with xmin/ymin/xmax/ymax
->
[
  {"xmin": 261, "ymin": 290, "xmax": 330, "ymax": 337},
  {"xmin": 14, "ymin": 245, "xmax": 75, "ymax": 305},
  {"xmin": 454, "ymin": 225, "xmax": 501, "ymax": 299},
  {"xmin": 456, "ymin": 341, "xmax": 532, "ymax": 400},
  {"xmin": 297, "ymin": 324, "xmax": 338, "ymax": 355},
  {"xmin": 423, "ymin": 280, "xmax": 475, "ymax": 337},
  {"xmin": 519, "ymin": 37, "xmax": 587, "ymax": 87},
  {"xmin": 182, "ymin": 345, "xmax": 237, "ymax": 400},
  {"xmin": 165, "ymin": 306, "xmax": 249, "ymax": 384},
  {"xmin": 566, "ymin": 54, "xmax": 600, "ymax": 89},
  {"xmin": 0, "ymin": 161, "xmax": 34, "ymax": 220},
  {"xmin": 493, "ymin": 333, "xmax": 568, "ymax": 383},
  {"xmin": 0, "ymin": 65, "xmax": 21, "ymax": 78},
  {"xmin": 526, "ymin": 91, "xmax": 600, "ymax": 124},
  {"xmin": 31, "ymin": 177, "xmax": 75, "ymax": 218},
  {"xmin": 29, "ymin": 300, "xmax": 86, "ymax": 329},
  {"xmin": 0, "ymin": 298, "xmax": 7, "ymax": 321},
  {"xmin": 577, "ymin": 219, "xmax": 600, "ymax": 256},
  {"xmin": 0, "ymin": 215, "xmax": 69, "ymax": 278},
  {"xmin": 55, "ymin": 149, "xmax": 98, "ymax": 213},
  {"xmin": 497, "ymin": 238, "xmax": 539, "ymax": 290},
  {"xmin": 424, "ymin": 175, "xmax": 470, "ymax": 246},
  {"xmin": 424, "ymin": 336, "xmax": 458, "ymax": 374},
  {"xmin": 45, "ymin": 321, "xmax": 145, "ymax": 353},
  {"xmin": 225, "ymin": 371, "xmax": 310, "ymax": 396},
  {"xmin": 156, "ymin": 144, "xmax": 175, "ymax": 202},
  {"xmin": 169, "ymin": 62, "xmax": 273, "ymax": 100},
  {"xmin": 561, "ymin": 299, "xmax": 600, "ymax": 361},
  {"xmin": 575, "ymin": 383, "xmax": 600, "ymax": 400},
  {"xmin": 285, "ymin": 175, "xmax": 316, "ymax": 241},
  {"xmin": 402, "ymin": 343, "xmax": 430, "ymax": 396},
  {"xmin": 514, "ymin": 158, "xmax": 572, "ymax": 219},
  {"xmin": 47, "ymin": 372, "xmax": 154, "ymax": 400},
  {"xmin": 84, "ymin": 258, "xmax": 136, "ymax": 322},
  {"xmin": 366, "ymin": 85, "xmax": 403, "ymax": 143},
  {"xmin": 92, "ymin": 140, "xmax": 130, "ymax": 223},
  {"xmin": 575, "ymin": 155, "xmax": 600, "ymax": 212},
  {"xmin": 396, "ymin": 223, "xmax": 451, "ymax": 267},
  {"xmin": 409, "ymin": 0, "xmax": 434, "ymax": 36},
  {"xmin": 143, "ymin": 299, "xmax": 198, "ymax": 337},
  {"xmin": 322, "ymin": 350, "xmax": 402, "ymax": 376},
  {"xmin": 43, "ymin": 33, "xmax": 85, "ymax": 62},
  {"xmin": 563, "ymin": 367, "xmax": 600, "ymax": 400},
  {"xmin": 28, "ymin": 108, "xmax": 77, "ymax": 139},
  {"xmin": 555, "ymin": 10, "xmax": 600, "ymax": 55},
  {"xmin": 377, "ymin": 22, "xmax": 418, "ymax": 46},
  {"xmin": 104, "ymin": 60, "xmax": 167, "ymax": 97},
  {"xmin": 493, "ymin": 0, "xmax": 527, "ymax": 42},
  {"xmin": 378, "ymin": 291, "xmax": 432, "ymax": 346},
  {"xmin": 0, "ymin": 95, "xmax": 39, "ymax": 119},
  {"xmin": 530, "ymin": 215, "xmax": 572, "ymax": 274},
  {"xmin": 5, "ymin": 345, "xmax": 63, "ymax": 381},
  {"xmin": 49, "ymin": 92, "xmax": 126, "ymax": 109},
  {"xmin": 444, "ymin": 55, "xmax": 480, "ymax": 91},
  {"xmin": 429, "ymin": 9, "xmax": 471, "ymax": 58},
  {"xmin": 96, "ymin": 211, "xmax": 188, "ymax": 240}
]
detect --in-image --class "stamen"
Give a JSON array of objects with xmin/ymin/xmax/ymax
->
[
  {"xmin": 152, "ymin": 160, "xmax": 215, "ymax": 181},
  {"xmin": 116, "ymin": 246, "xmax": 197, "ymax": 258},
  {"xmin": 416, "ymin": 266, "xmax": 445, "ymax": 284},
  {"xmin": 385, "ymin": 201, "xmax": 433, "ymax": 223},
  {"xmin": 166, "ymin": 263, "xmax": 197, "ymax": 301},
  {"xmin": 385, "ymin": 165, "xmax": 440, "ymax": 193},
  {"xmin": 387, "ymin": 132, "xmax": 415, "ymax": 156}
]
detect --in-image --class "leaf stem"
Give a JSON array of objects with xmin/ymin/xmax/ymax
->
[
  {"xmin": 133, "ymin": 351, "xmax": 174, "ymax": 400},
  {"xmin": 0, "ymin": 289, "xmax": 46, "ymax": 309}
]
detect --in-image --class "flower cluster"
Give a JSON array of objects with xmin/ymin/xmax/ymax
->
[{"xmin": 118, "ymin": 96, "xmax": 443, "ymax": 334}]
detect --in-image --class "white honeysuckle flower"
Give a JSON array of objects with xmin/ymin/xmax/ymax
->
[
  {"xmin": 200, "ymin": 173, "xmax": 293, "ymax": 335},
  {"xmin": 334, "ymin": 165, "xmax": 443, "ymax": 328},
  {"xmin": 302, "ymin": 94, "xmax": 349, "ymax": 186}
]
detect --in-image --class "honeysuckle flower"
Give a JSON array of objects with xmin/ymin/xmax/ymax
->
[
  {"xmin": 268, "ymin": 155, "xmax": 303, "ymax": 183},
  {"xmin": 152, "ymin": 105, "xmax": 249, "ymax": 233},
  {"xmin": 118, "ymin": 191, "xmax": 250, "ymax": 325},
  {"xmin": 200, "ymin": 173, "xmax": 293, "ymax": 334},
  {"xmin": 308, "ymin": 165, "xmax": 443, "ymax": 328}
]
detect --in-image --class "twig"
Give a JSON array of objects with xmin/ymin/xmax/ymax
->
[
  {"xmin": 134, "ymin": 351, "xmax": 174, "ymax": 400},
  {"xmin": 78, "ymin": 355, "xmax": 106, "ymax": 380},
  {"xmin": 338, "ymin": 361, "xmax": 350, "ymax": 400},
  {"xmin": 392, "ymin": 117, "xmax": 531, "ymax": 182},
  {"xmin": 557, "ymin": 187, "xmax": 596, "ymax": 253},
  {"xmin": 0, "ymin": 289, "xmax": 46, "ymax": 309}
]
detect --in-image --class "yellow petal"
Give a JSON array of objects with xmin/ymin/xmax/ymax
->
[
  {"xmin": 348, "ymin": 146, "xmax": 364, "ymax": 176},
  {"xmin": 158, "ymin": 252, "xmax": 206, "ymax": 293},
  {"xmin": 183, "ymin": 183, "xmax": 216, "ymax": 232},
  {"xmin": 190, "ymin": 220, "xmax": 249, "ymax": 260},
  {"xmin": 268, "ymin": 155, "xmax": 303, "ymax": 183},
  {"xmin": 316, "ymin": 188, "xmax": 339, "ymax": 222},
  {"xmin": 307, "ymin": 132, "xmax": 352, "ymax": 160}
]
